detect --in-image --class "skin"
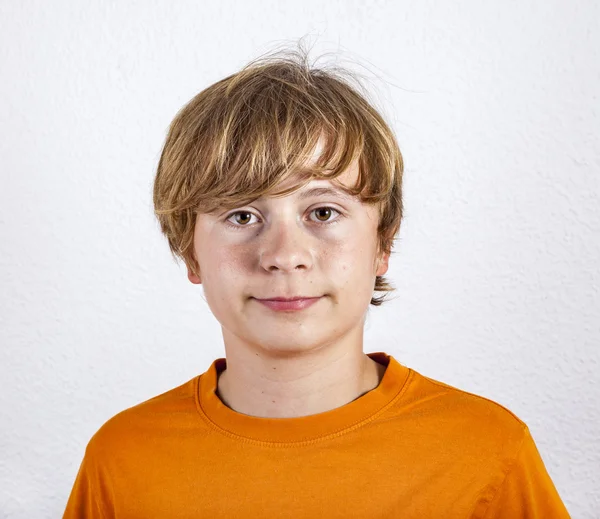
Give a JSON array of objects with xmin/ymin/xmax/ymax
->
[{"xmin": 187, "ymin": 148, "xmax": 390, "ymax": 419}]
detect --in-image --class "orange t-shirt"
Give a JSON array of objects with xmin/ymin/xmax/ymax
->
[{"xmin": 63, "ymin": 352, "xmax": 570, "ymax": 518}]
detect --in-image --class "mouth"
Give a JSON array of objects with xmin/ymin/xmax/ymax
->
[
  {"xmin": 255, "ymin": 296, "xmax": 321, "ymax": 302},
  {"xmin": 252, "ymin": 296, "xmax": 323, "ymax": 312}
]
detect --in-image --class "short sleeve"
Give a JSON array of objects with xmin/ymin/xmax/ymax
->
[
  {"xmin": 482, "ymin": 426, "xmax": 571, "ymax": 518},
  {"xmin": 63, "ymin": 440, "xmax": 115, "ymax": 519}
]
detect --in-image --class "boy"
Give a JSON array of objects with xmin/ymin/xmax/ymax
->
[{"xmin": 63, "ymin": 47, "xmax": 571, "ymax": 517}]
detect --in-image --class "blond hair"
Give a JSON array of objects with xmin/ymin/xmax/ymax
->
[{"xmin": 153, "ymin": 44, "xmax": 404, "ymax": 306}]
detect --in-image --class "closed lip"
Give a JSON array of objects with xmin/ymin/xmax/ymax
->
[{"xmin": 254, "ymin": 296, "xmax": 321, "ymax": 302}]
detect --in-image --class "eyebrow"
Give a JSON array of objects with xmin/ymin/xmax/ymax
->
[
  {"xmin": 295, "ymin": 186, "xmax": 356, "ymax": 201},
  {"xmin": 218, "ymin": 185, "xmax": 358, "ymax": 213}
]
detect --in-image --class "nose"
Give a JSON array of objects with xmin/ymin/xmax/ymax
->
[{"xmin": 258, "ymin": 216, "xmax": 314, "ymax": 273}]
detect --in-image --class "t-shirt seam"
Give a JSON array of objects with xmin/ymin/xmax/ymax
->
[
  {"xmin": 476, "ymin": 423, "xmax": 529, "ymax": 519},
  {"xmin": 193, "ymin": 367, "xmax": 416, "ymax": 446},
  {"xmin": 87, "ymin": 439, "xmax": 116, "ymax": 518},
  {"xmin": 91, "ymin": 488, "xmax": 108, "ymax": 519},
  {"xmin": 421, "ymin": 375, "xmax": 527, "ymax": 427}
]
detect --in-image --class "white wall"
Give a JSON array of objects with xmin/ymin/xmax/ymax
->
[{"xmin": 1, "ymin": 1, "xmax": 598, "ymax": 517}]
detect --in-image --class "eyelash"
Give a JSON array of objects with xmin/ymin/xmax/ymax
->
[{"xmin": 224, "ymin": 206, "xmax": 343, "ymax": 231}]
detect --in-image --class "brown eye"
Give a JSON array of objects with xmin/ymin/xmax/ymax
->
[
  {"xmin": 313, "ymin": 207, "xmax": 339, "ymax": 222},
  {"xmin": 226, "ymin": 207, "xmax": 341, "ymax": 230},
  {"xmin": 233, "ymin": 212, "xmax": 252, "ymax": 225}
]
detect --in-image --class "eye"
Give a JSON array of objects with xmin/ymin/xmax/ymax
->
[
  {"xmin": 225, "ymin": 207, "xmax": 342, "ymax": 229},
  {"xmin": 228, "ymin": 211, "xmax": 256, "ymax": 227},
  {"xmin": 311, "ymin": 207, "xmax": 339, "ymax": 223}
]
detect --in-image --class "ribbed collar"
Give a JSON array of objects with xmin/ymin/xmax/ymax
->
[{"xmin": 195, "ymin": 351, "xmax": 410, "ymax": 444}]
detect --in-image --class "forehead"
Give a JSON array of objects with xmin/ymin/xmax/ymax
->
[{"xmin": 263, "ymin": 157, "xmax": 361, "ymax": 202}]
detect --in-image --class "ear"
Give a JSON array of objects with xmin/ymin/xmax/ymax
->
[
  {"xmin": 376, "ymin": 251, "xmax": 390, "ymax": 276},
  {"xmin": 186, "ymin": 261, "xmax": 202, "ymax": 285}
]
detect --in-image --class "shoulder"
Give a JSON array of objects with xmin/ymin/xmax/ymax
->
[
  {"xmin": 398, "ymin": 368, "xmax": 529, "ymax": 459},
  {"xmin": 409, "ymin": 369, "xmax": 526, "ymax": 431},
  {"xmin": 85, "ymin": 376, "xmax": 199, "ymax": 456},
  {"xmin": 410, "ymin": 373, "xmax": 573, "ymax": 517}
]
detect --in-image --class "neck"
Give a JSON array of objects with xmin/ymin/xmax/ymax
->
[{"xmin": 215, "ymin": 330, "xmax": 386, "ymax": 419}]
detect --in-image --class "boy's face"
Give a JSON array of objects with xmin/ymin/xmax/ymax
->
[{"xmin": 187, "ymin": 156, "xmax": 390, "ymax": 356}]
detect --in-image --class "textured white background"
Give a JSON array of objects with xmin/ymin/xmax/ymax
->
[{"xmin": 1, "ymin": 1, "xmax": 598, "ymax": 517}]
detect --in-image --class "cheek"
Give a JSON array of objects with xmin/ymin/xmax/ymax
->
[
  {"xmin": 323, "ymin": 238, "xmax": 374, "ymax": 285},
  {"xmin": 198, "ymin": 245, "xmax": 244, "ymax": 293},
  {"xmin": 201, "ymin": 257, "xmax": 248, "ymax": 319}
]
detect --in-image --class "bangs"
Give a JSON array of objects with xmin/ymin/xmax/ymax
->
[{"xmin": 156, "ymin": 60, "xmax": 395, "ymax": 216}]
